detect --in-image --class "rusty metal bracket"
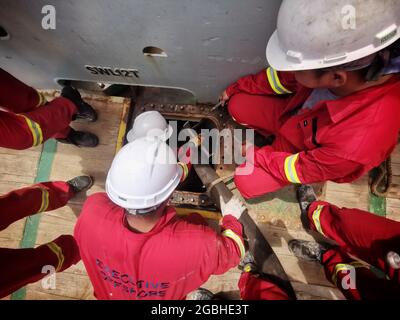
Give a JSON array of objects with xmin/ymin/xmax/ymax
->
[{"xmin": 170, "ymin": 190, "xmax": 213, "ymax": 207}]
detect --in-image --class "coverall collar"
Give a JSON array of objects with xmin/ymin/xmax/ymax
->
[{"xmin": 324, "ymin": 75, "xmax": 400, "ymax": 123}]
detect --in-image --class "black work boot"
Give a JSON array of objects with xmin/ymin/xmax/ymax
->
[
  {"xmin": 289, "ymin": 239, "xmax": 332, "ymax": 263},
  {"xmin": 57, "ymin": 128, "xmax": 99, "ymax": 148},
  {"xmin": 61, "ymin": 86, "xmax": 98, "ymax": 122},
  {"xmin": 67, "ymin": 175, "xmax": 94, "ymax": 194},
  {"xmin": 297, "ymin": 185, "xmax": 317, "ymax": 229}
]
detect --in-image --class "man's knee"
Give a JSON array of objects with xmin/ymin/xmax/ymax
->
[
  {"xmin": 227, "ymin": 94, "xmax": 248, "ymax": 125},
  {"xmin": 234, "ymin": 174, "xmax": 258, "ymax": 200}
]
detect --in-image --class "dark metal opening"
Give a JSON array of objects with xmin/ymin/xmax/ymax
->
[
  {"xmin": 168, "ymin": 117, "xmax": 215, "ymax": 194},
  {"xmin": 0, "ymin": 25, "xmax": 10, "ymax": 40},
  {"xmin": 142, "ymin": 46, "xmax": 167, "ymax": 57}
]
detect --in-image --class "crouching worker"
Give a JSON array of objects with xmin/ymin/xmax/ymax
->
[
  {"xmin": 289, "ymin": 185, "xmax": 400, "ymax": 300},
  {"xmin": 221, "ymin": 0, "xmax": 400, "ymax": 199},
  {"xmin": 74, "ymin": 137, "xmax": 247, "ymax": 300}
]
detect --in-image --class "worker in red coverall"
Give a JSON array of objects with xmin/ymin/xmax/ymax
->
[
  {"xmin": 289, "ymin": 185, "xmax": 400, "ymax": 300},
  {"xmin": 0, "ymin": 176, "xmax": 93, "ymax": 298},
  {"xmin": 219, "ymin": 0, "xmax": 400, "ymax": 199},
  {"xmin": 75, "ymin": 137, "xmax": 247, "ymax": 300},
  {"xmin": 0, "ymin": 68, "xmax": 99, "ymax": 149}
]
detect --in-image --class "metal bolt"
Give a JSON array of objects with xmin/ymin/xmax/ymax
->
[
  {"xmin": 190, "ymin": 198, "xmax": 195, "ymax": 202},
  {"xmin": 180, "ymin": 105, "xmax": 184, "ymax": 110},
  {"xmin": 201, "ymin": 200, "xmax": 205, "ymax": 204}
]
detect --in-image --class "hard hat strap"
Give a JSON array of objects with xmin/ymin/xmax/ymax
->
[{"xmin": 126, "ymin": 204, "xmax": 161, "ymax": 216}]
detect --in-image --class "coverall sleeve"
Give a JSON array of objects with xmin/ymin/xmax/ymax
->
[
  {"xmin": 241, "ymin": 146, "xmax": 364, "ymax": 196},
  {"xmin": 197, "ymin": 214, "xmax": 245, "ymax": 276},
  {"xmin": 0, "ymin": 68, "xmax": 46, "ymax": 113},
  {"xmin": 225, "ymin": 68, "xmax": 298, "ymax": 97}
]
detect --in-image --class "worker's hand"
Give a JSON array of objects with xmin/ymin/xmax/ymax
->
[
  {"xmin": 219, "ymin": 90, "xmax": 229, "ymax": 106},
  {"xmin": 188, "ymin": 134, "xmax": 203, "ymax": 148},
  {"xmin": 220, "ymin": 196, "xmax": 246, "ymax": 220}
]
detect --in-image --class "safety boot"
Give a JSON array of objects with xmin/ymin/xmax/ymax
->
[
  {"xmin": 67, "ymin": 175, "xmax": 94, "ymax": 194},
  {"xmin": 296, "ymin": 185, "xmax": 317, "ymax": 229},
  {"xmin": 61, "ymin": 86, "xmax": 98, "ymax": 122},
  {"xmin": 288, "ymin": 239, "xmax": 332, "ymax": 263},
  {"xmin": 57, "ymin": 128, "xmax": 99, "ymax": 148}
]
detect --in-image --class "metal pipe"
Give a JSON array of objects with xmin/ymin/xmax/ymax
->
[{"xmin": 193, "ymin": 164, "xmax": 296, "ymax": 299}]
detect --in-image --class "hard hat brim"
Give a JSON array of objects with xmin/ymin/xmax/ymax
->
[
  {"xmin": 105, "ymin": 167, "xmax": 182, "ymax": 210},
  {"xmin": 126, "ymin": 124, "xmax": 173, "ymax": 143},
  {"xmin": 267, "ymin": 28, "xmax": 400, "ymax": 72}
]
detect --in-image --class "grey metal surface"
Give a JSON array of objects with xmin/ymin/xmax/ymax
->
[{"xmin": 0, "ymin": 0, "xmax": 281, "ymax": 103}]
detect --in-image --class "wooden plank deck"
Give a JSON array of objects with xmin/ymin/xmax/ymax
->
[{"xmin": 0, "ymin": 91, "xmax": 398, "ymax": 300}]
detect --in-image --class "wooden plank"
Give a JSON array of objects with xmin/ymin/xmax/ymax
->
[
  {"xmin": 323, "ymin": 176, "xmax": 370, "ymax": 211},
  {"xmin": 292, "ymin": 282, "xmax": 344, "ymax": 300},
  {"xmin": 23, "ymin": 94, "xmax": 127, "ymax": 300},
  {"xmin": 387, "ymin": 198, "xmax": 400, "ymax": 222},
  {"xmin": 25, "ymin": 266, "xmax": 95, "ymax": 300}
]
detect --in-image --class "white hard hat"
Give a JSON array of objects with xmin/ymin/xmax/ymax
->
[
  {"xmin": 106, "ymin": 138, "xmax": 182, "ymax": 211},
  {"xmin": 126, "ymin": 111, "xmax": 173, "ymax": 142},
  {"xmin": 267, "ymin": 0, "xmax": 400, "ymax": 71}
]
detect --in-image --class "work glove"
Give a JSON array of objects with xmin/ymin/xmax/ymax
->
[{"xmin": 220, "ymin": 196, "xmax": 247, "ymax": 220}]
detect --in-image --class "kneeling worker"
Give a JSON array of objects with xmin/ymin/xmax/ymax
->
[{"xmin": 74, "ymin": 138, "xmax": 246, "ymax": 300}]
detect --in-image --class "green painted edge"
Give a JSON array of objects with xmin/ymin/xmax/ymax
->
[
  {"xmin": 368, "ymin": 168, "xmax": 387, "ymax": 218},
  {"xmin": 369, "ymin": 193, "xmax": 386, "ymax": 217},
  {"xmin": 11, "ymin": 139, "xmax": 57, "ymax": 300}
]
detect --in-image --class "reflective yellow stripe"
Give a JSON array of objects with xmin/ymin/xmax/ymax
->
[
  {"xmin": 311, "ymin": 205, "xmax": 326, "ymax": 236},
  {"xmin": 37, "ymin": 188, "xmax": 50, "ymax": 213},
  {"xmin": 35, "ymin": 91, "xmax": 46, "ymax": 107},
  {"xmin": 178, "ymin": 162, "xmax": 189, "ymax": 181},
  {"xmin": 46, "ymin": 242, "xmax": 65, "ymax": 272},
  {"xmin": 222, "ymin": 229, "xmax": 245, "ymax": 259},
  {"xmin": 332, "ymin": 262, "xmax": 369, "ymax": 285},
  {"xmin": 266, "ymin": 67, "xmax": 292, "ymax": 95},
  {"xmin": 284, "ymin": 153, "xmax": 301, "ymax": 183},
  {"xmin": 19, "ymin": 115, "xmax": 43, "ymax": 147}
]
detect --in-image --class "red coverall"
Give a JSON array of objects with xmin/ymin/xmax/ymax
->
[
  {"xmin": 226, "ymin": 68, "xmax": 400, "ymax": 198},
  {"xmin": 74, "ymin": 193, "xmax": 245, "ymax": 300},
  {"xmin": 0, "ymin": 68, "xmax": 77, "ymax": 150},
  {"xmin": 307, "ymin": 201, "xmax": 400, "ymax": 300},
  {"xmin": 0, "ymin": 182, "xmax": 80, "ymax": 298},
  {"xmin": 238, "ymin": 271, "xmax": 292, "ymax": 300}
]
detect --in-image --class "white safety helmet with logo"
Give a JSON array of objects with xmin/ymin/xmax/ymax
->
[
  {"xmin": 106, "ymin": 138, "xmax": 182, "ymax": 214},
  {"xmin": 267, "ymin": 0, "xmax": 400, "ymax": 71},
  {"xmin": 126, "ymin": 111, "xmax": 173, "ymax": 143}
]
